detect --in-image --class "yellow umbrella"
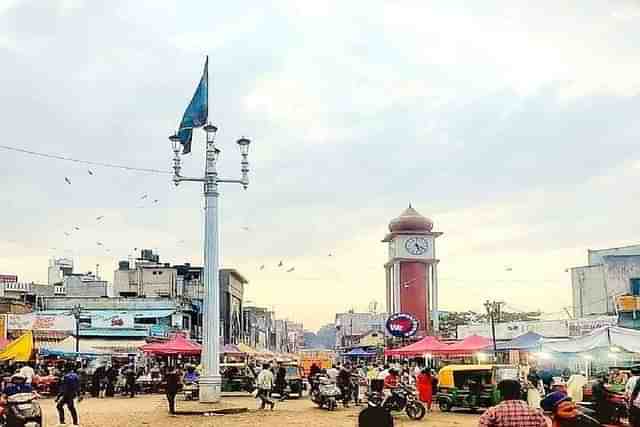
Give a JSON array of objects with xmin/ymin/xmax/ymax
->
[{"xmin": 0, "ymin": 331, "xmax": 33, "ymax": 362}]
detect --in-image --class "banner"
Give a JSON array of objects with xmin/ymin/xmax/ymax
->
[
  {"xmin": 91, "ymin": 313, "xmax": 134, "ymax": 329},
  {"xmin": 7, "ymin": 314, "xmax": 75, "ymax": 332}
]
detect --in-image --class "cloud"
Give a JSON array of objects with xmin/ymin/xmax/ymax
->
[{"xmin": 1, "ymin": 1, "xmax": 640, "ymax": 329}]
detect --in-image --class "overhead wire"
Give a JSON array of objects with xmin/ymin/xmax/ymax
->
[{"xmin": 0, "ymin": 144, "xmax": 171, "ymax": 175}]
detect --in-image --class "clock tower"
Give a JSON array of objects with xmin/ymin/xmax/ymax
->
[{"xmin": 383, "ymin": 205, "xmax": 442, "ymax": 337}]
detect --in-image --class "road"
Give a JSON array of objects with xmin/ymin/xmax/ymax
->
[{"xmin": 37, "ymin": 394, "xmax": 482, "ymax": 426}]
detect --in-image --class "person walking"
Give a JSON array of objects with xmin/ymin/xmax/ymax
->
[
  {"xmin": 165, "ymin": 366, "xmax": 182, "ymax": 415},
  {"xmin": 274, "ymin": 365, "xmax": 288, "ymax": 401},
  {"xmin": 627, "ymin": 366, "xmax": 640, "ymax": 427},
  {"xmin": 256, "ymin": 363, "xmax": 275, "ymax": 410},
  {"xmin": 56, "ymin": 364, "xmax": 80, "ymax": 426},
  {"xmin": 416, "ymin": 368, "xmax": 434, "ymax": 412},
  {"xmin": 124, "ymin": 365, "xmax": 137, "ymax": 398},
  {"xmin": 478, "ymin": 380, "xmax": 547, "ymax": 427}
]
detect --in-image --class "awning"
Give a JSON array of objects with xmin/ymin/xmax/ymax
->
[
  {"xmin": 496, "ymin": 332, "xmax": 544, "ymax": 351},
  {"xmin": 385, "ymin": 336, "xmax": 449, "ymax": 357},
  {"xmin": 438, "ymin": 335, "xmax": 492, "ymax": 357},
  {"xmin": 344, "ymin": 348, "xmax": 377, "ymax": 357},
  {"xmin": 542, "ymin": 326, "xmax": 640, "ymax": 354},
  {"xmin": 0, "ymin": 331, "xmax": 33, "ymax": 362},
  {"xmin": 140, "ymin": 335, "xmax": 201, "ymax": 356}
]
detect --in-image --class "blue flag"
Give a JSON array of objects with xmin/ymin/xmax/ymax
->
[{"xmin": 177, "ymin": 57, "xmax": 208, "ymax": 154}]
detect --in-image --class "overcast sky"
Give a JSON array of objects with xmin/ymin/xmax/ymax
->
[{"xmin": 1, "ymin": 1, "xmax": 640, "ymax": 330}]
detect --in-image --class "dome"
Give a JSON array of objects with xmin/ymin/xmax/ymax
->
[{"xmin": 389, "ymin": 205, "xmax": 433, "ymax": 233}]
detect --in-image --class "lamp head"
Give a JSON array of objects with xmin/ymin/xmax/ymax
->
[
  {"xmin": 169, "ymin": 133, "xmax": 181, "ymax": 151},
  {"xmin": 237, "ymin": 137, "xmax": 251, "ymax": 155}
]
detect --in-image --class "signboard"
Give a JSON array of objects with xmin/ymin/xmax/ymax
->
[
  {"xmin": 149, "ymin": 324, "xmax": 170, "ymax": 338},
  {"xmin": 0, "ymin": 315, "xmax": 6, "ymax": 340},
  {"xmin": 92, "ymin": 313, "xmax": 134, "ymax": 329},
  {"xmin": 7, "ymin": 313, "xmax": 75, "ymax": 332},
  {"xmin": 0, "ymin": 275, "xmax": 17, "ymax": 283},
  {"xmin": 386, "ymin": 313, "xmax": 419, "ymax": 338}
]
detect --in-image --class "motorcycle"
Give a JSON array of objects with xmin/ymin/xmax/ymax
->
[
  {"xmin": 577, "ymin": 393, "xmax": 627, "ymax": 426},
  {"xmin": 310, "ymin": 374, "xmax": 342, "ymax": 411},
  {"xmin": 379, "ymin": 384, "xmax": 426, "ymax": 421},
  {"xmin": 3, "ymin": 393, "xmax": 42, "ymax": 427}
]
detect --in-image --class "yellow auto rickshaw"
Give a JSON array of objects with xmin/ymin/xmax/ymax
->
[{"xmin": 436, "ymin": 364, "xmax": 519, "ymax": 412}]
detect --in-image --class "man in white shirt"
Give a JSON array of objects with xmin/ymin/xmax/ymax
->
[
  {"xmin": 626, "ymin": 366, "xmax": 640, "ymax": 426},
  {"xmin": 326, "ymin": 365, "xmax": 339, "ymax": 383},
  {"xmin": 377, "ymin": 364, "xmax": 390, "ymax": 381},
  {"xmin": 256, "ymin": 363, "xmax": 275, "ymax": 410},
  {"xmin": 19, "ymin": 364, "xmax": 35, "ymax": 385}
]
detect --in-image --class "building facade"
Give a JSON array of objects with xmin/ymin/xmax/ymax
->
[
  {"xmin": 571, "ymin": 244, "xmax": 640, "ymax": 317},
  {"xmin": 334, "ymin": 311, "xmax": 387, "ymax": 349}
]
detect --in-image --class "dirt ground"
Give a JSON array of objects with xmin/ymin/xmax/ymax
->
[{"xmin": 39, "ymin": 394, "xmax": 482, "ymax": 427}]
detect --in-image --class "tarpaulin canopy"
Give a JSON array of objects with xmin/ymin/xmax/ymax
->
[
  {"xmin": 542, "ymin": 326, "xmax": 640, "ymax": 354},
  {"xmin": 344, "ymin": 348, "xmax": 377, "ymax": 357},
  {"xmin": 496, "ymin": 332, "xmax": 544, "ymax": 351},
  {"xmin": 221, "ymin": 344, "xmax": 244, "ymax": 355},
  {"xmin": 439, "ymin": 335, "xmax": 491, "ymax": 356},
  {"xmin": 0, "ymin": 331, "xmax": 33, "ymax": 362},
  {"xmin": 140, "ymin": 335, "xmax": 201, "ymax": 356},
  {"xmin": 39, "ymin": 337, "xmax": 145, "ymax": 356},
  {"xmin": 385, "ymin": 336, "xmax": 449, "ymax": 356}
]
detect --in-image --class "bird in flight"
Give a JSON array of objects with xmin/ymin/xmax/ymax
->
[
  {"xmin": 152, "ymin": 199, "xmax": 158, "ymax": 203},
  {"xmin": 141, "ymin": 194, "xmax": 148, "ymax": 200},
  {"xmin": 328, "ymin": 253, "xmax": 333, "ymax": 257},
  {"xmin": 241, "ymin": 226, "xmax": 250, "ymax": 231},
  {"xmin": 505, "ymin": 266, "xmax": 513, "ymax": 272},
  {"xmin": 286, "ymin": 267, "xmax": 295, "ymax": 273},
  {"xmin": 64, "ymin": 177, "xmax": 72, "ymax": 185},
  {"xmin": 96, "ymin": 216, "xmax": 104, "ymax": 221},
  {"xmin": 73, "ymin": 226, "xmax": 80, "ymax": 231},
  {"xmin": 88, "ymin": 169, "xmax": 94, "ymax": 175},
  {"xmin": 278, "ymin": 261, "xmax": 283, "ymax": 267},
  {"xmin": 96, "ymin": 242, "xmax": 103, "ymax": 246},
  {"xmin": 259, "ymin": 265, "xmax": 265, "ymax": 270},
  {"xmin": 64, "ymin": 232, "xmax": 70, "ymax": 237}
]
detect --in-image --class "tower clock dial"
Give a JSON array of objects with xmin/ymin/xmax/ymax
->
[{"xmin": 404, "ymin": 237, "xmax": 429, "ymax": 256}]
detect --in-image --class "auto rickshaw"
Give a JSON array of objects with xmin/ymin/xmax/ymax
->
[
  {"xmin": 436, "ymin": 364, "xmax": 519, "ymax": 412},
  {"xmin": 282, "ymin": 363, "xmax": 305, "ymax": 398}
]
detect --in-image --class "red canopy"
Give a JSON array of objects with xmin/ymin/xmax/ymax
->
[
  {"xmin": 385, "ymin": 336, "xmax": 449, "ymax": 357},
  {"xmin": 438, "ymin": 335, "xmax": 491, "ymax": 356},
  {"xmin": 140, "ymin": 335, "xmax": 202, "ymax": 356}
]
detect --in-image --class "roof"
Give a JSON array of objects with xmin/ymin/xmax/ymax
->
[
  {"xmin": 221, "ymin": 269, "xmax": 249, "ymax": 284},
  {"xmin": 140, "ymin": 335, "xmax": 201, "ymax": 356},
  {"xmin": 439, "ymin": 364, "xmax": 494, "ymax": 373},
  {"xmin": 496, "ymin": 331, "xmax": 543, "ymax": 351},
  {"xmin": 385, "ymin": 336, "xmax": 448, "ymax": 356},
  {"xmin": 79, "ymin": 328, "xmax": 149, "ymax": 338}
]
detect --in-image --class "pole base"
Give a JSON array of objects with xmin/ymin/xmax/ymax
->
[{"xmin": 199, "ymin": 375, "xmax": 222, "ymax": 403}]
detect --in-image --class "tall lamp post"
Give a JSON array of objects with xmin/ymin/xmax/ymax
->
[
  {"xmin": 169, "ymin": 124, "xmax": 251, "ymax": 403},
  {"xmin": 70, "ymin": 304, "xmax": 82, "ymax": 354}
]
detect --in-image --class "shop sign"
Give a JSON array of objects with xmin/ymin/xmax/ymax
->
[
  {"xmin": 149, "ymin": 324, "xmax": 170, "ymax": 338},
  {"xmin": 7, "ymin": 313, "xmax": 75, "ymax": 332},
  {"xmin": 386, "ymin": 313, "xmax": 419, "ymax": 338},
  {"xmin": 92, "ymin": 313, "xmax": 134, "ymax": 329}
]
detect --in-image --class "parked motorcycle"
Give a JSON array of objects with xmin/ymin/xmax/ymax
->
[
  {"xmin": 3, "ymin": 393, "xmax": 42, "ymax": 427},
  {"xmin": 380, "ymin": 384, "xmax": 426, "ymax": 420},
  {"xmin": 310, "ymin": 374, "xmax": 342, "ymax": 411}
]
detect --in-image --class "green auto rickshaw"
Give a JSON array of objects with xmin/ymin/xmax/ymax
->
[{"xmin": 436, "ymin": 364, "xmax": 519, "ymax": 412}]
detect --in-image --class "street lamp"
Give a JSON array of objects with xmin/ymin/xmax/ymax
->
[
  {"xmin": 169, "ymin": 122, "xmax": 251, "ymax": 403},
  {"xmin": 70, "ymin": 304, "xmax": 82, "ymax": 354}
]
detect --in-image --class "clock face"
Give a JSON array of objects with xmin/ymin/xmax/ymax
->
[{"xmin": 404, "ymin": 237, "xmax": 429, "ymax": 256}]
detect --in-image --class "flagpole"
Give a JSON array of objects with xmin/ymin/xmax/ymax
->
[{"xmin": 169, "ymin": 58, "xmax": 251, "ymax": 404}]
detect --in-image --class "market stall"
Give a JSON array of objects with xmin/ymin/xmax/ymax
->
[
  {"xmin": 495, "ymin": 331, "xmax": 544, "ymax": 364},
  {"xmin": 384, "ymin": 335, "xmax": 449, "ymax": 357}
]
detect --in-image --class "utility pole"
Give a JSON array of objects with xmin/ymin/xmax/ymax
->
[
  {"xmin": 70, "ymin": 304, "xmax": 82, "ymax": 353},
  {"xmin": 484, "ymin": 300, "xmax": 503, "ymax": 355}
]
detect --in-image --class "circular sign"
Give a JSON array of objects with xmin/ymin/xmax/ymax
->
[{"xmin": 386, "ymin": 313, "xmax": 419, "ymax": 338}]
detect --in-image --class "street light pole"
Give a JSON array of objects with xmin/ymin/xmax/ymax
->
[
  {"xmin": 170, "ymin": 125, "xmax": 251, "ymax": 403},
  {"xmin": 70, "ymin": 304, "xmax": 82, "ymax": 354}
]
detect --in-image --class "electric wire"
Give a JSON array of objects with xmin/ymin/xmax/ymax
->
[{"xmin": 0, "ymin": 144, "xmax": 171, "ymax": 175}]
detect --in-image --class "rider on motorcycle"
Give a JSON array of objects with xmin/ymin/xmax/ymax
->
[
  {"xmin": 592, "ymin": 373, "xmax": 614, "ymax": 423},
  {"xmin": 337, "ymin": 363, "xmax": 353, "ymax": 407}
]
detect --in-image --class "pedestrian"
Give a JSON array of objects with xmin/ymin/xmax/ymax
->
[
  {"xmin": 416, "ymin": 368, "xmax": 433, "ymax": 412},
  {"xmin": 274, "ymin": 365, "xmax": 288, "ymax": 401},
  {"xmin": 359, "ymin": 405, "xmax": 394, "ymax": 427},
  {"xmin": 56, "ymin": 363, "xmax": 80, "ymax": 426},
  {"xmin": 165, "ymin": 366, "xmax": 182, "ymax": 415},
  {"xmin": 540, "ymin": 391, "xmax": 600, "ymax": 427},
  {"xmin": 256, "ymin": 363, "xmax": 275, "ymax": 410},
  {"xmin": 337, "ymin": 363, "xmax": 353, "ymax": 407},
  {"xmin": 478, "ymin": 380, "xmax": 547, "ymax": 427},
  {"xmin": 627, "ymin": 366, "xmax": 640, "ymax": 427},
  {"xmin": 105, "ymin": 364, "xmax": 117, "ymax": 397},
  {"xmin": 326, "ymin": 364, "xmax": 339, "ymax": 383},
  {"xmin": 124, "ymin": 364, "xmax": 137, "ymax": 398},
  {"xmin": 18, "ymin": 363, "xmax": 35, "ymax": 385}
]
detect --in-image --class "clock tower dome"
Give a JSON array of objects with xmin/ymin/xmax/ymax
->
[{"xmin": 383, "ymin": 205, "xmax": 442, "ymax": 337}]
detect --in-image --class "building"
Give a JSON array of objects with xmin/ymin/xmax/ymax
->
[
  {"xmin": 570, "ymin": 244, "xmax": 640, "ymax": 317},
  {"xmin": 48, "ymin": 258, "xmax": 73, "ymax": 286},
  {"xmin": 242, "ymin": 306, "xmax": 275, "ymax": 351},
  {"xmin": 383, "ymin": 205, "xmax": 442, "ymax": 336},
  {"xmin": 334, "ymin": 311, "xmax": 387, "ymax": 349}
]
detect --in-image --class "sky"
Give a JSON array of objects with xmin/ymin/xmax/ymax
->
[{"xmin": 1, "ymin": 1, "xmax": 640, "ymax": 331}]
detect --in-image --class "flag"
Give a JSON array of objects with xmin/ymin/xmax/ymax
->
[{"xmin": 177, "ymin": 57, "xmax": 208, "ymax": 154}]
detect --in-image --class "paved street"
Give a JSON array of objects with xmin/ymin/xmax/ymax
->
[{"xmin": 39, "ymin": 394, "xmax": 482, "ymax": 427}]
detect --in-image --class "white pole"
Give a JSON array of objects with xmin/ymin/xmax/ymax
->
[
  {"xmin": 432, "ymin": 262, "xmax": 439, "ymax": 334},
  {"xmin": 199, "ymin": 130, "xmax": 222, "ymax": 403}
]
